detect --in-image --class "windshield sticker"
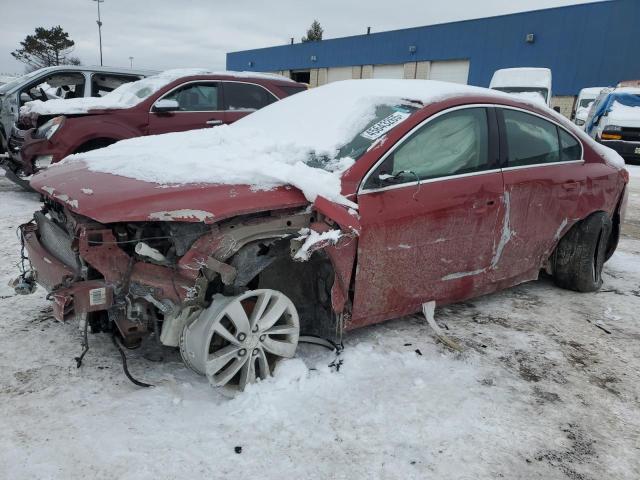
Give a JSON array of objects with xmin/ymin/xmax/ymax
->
[{"xmin": 361, "ymin": 111, "xmax": 411, "ymax": 140}]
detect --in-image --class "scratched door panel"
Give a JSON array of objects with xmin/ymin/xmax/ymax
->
[{"xmin": 351, "ymin": 172, "xmax": 503, "ymax": 327}]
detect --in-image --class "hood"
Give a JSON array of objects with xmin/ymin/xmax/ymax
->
[{"xmin": 30, "ymin": 161, "xmax": 308, "ymax": 225}]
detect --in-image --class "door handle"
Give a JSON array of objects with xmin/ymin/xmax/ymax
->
[
  {"xmin": 206, "ymin": 120, "xmax": 223, "ymax": 126},
  {"xmin": 561, "ymin": 181, "xmax": 579, "ymax": 191}
]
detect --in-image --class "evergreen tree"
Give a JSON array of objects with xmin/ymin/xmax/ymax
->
[
  {"xmin": 11, "ymin": 26, "xmax": 80, "ymax": 71},
  {"xmin": 302, "ymin": 20, "xmax": 324, "ymax": 42}
]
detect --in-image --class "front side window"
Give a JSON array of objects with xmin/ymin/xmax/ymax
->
[
  {"xmin": 503, "ymin": 109, "xmax": 560, "ymax": 167},
  {"xmin": 162, "ymin": 82, "xmax": 219, "ymax": 111},
  {"xmin": 366, "ymin": 108, "xmax": 489, "ymax": 187},
  {"xmin": 223, "ymin": 82, "xmax": 276, "ymax": 110},
  {"xmin": 21, "ymin": 72, "xmax": 86, "ymax": 104}
]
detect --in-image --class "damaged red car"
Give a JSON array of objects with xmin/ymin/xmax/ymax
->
[
  {"xmin": 4, "ymin": 69, "xmax": 305, "ymax": 190},
  {"xmin": 17, "ymin": 80, "xmax": 628, "ymax": 393}
]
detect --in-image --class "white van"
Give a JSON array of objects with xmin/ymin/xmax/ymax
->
[
  {"xmin": 572, "ymin": 87, "xmax": 605, "ymax": 128},
  {"xmin": 489, "ymin": 67, "xmax": 552, "ymax": 107},
  {"xmin": 585, "ymin": 87, "xmax": 640, "ymax": 162}
]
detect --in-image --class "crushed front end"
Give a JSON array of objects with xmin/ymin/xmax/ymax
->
[{"xmin": 19, "ymin": 199, "xmax": 208, "ymax": 347}]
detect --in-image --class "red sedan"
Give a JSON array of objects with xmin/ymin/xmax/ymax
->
[{"xmin": 17, "ymin": 80, "xmax": 628, "ymax": 393}]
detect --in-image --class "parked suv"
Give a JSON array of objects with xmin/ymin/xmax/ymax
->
[
  {"xmin": 585, "ymin": 87, "xmax": 640, "ymax": 162},
  {"xmin": 3, "ymin": 70, "xmax": 306, "ymax": 189},
  {"xmin": 0, "ymin": 65, "xmax": 156, "ymax": 154}
]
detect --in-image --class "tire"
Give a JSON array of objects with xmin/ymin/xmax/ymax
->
[{"xmin": 553, "ymin": 212, "xmax": 612, "ymax": 292}]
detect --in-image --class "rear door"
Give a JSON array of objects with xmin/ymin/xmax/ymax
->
[
  {"xmin": 351, "ymin": 106, "xmax": 504, "ymax": 327},
  {"xmin": 222, "ymin": 82, "xmax": 279, "ymax": 124},
  {"xmin": 492, "ymin": 107, "xmax": 586, "ymax": 285},
  {"xmin": 148, "ymin": 81, "xmax": 224, "ymax": 134}
]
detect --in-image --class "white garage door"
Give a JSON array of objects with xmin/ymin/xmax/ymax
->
[
  {"xmin": 372, "ymin": 64, "xmax": 404, "ymax": 79},
  {"xmin": 327, "ymin": 66, "xmax": 353, "ymax": 83},
  {"xmin": 429, "ymin": 60, "xmax": 470, "ymax": 85}
]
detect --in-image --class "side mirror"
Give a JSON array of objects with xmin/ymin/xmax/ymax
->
[
  {"xmin": 553, "ymin": 106, "xmax": 561, "ymax": 113},
  {"xmin": 152, "ymin": 99, "xmax": 179, "ymax": 113},
  {"xmin": 20, "ymin": 92, "xmax": 31, "ymax": 102}
]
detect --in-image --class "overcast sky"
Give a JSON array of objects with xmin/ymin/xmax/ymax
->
[{"xmin": 0, "ymin": 0, "xmax": 604, "ymax": 74}]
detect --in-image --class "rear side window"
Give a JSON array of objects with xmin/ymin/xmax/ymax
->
[
  {"xmin": 91, "ymin": 73, "xmax": 140, "ymax": 97},
  {"xmin": 223, "ymin": 82, "xmax": 277, "ymax": 110},
  {"xmin": 559, "ymin": 129, "xmax": 581, "ymax": 161},
  {"xmin": 380, "ymin": 107, "xmax": 490, "ymax": 183},
  {"xmin": 502, "ymin": 109, "xmax": 559, "ymax": 166},
  {"xmin": 163, "ymin": 82, "xmax": 219, "ymax": 111}
]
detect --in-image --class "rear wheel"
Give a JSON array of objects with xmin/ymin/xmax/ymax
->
[
  {"xmin": 553, "ymin": 212, "xmax": 612, "ymax": 292},
  {"xmin": 180, "ymin": 289, "xmax": 300, "ymax": 393}
]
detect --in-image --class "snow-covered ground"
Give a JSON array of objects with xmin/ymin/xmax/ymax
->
[{"xmin": 1, "ymin": 173, "xmax": 639, "ymax": 479}]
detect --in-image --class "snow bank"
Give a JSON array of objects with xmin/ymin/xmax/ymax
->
[
  {"xmin": 62, "ymin": 80, "xmax": 505, "ymax": 207},
  {"xmin": 20, "ymin": 69, "xmax": 294, "ymax": 117}
]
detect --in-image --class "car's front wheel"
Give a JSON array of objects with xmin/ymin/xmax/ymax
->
[
  {"xmin": 553, "ymin": 212, "xmax": 612, "ymax": 292},
  {"xmin": 180, "ymin": 289, "xmax": 300, "ymax": 393}
]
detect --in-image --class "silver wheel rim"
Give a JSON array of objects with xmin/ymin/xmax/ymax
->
[{"xmin": 180, "ymin": 289, "xmax": 300, "ymax": 392}]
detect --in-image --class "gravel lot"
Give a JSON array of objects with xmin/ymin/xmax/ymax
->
[{"xmin": 0, "ymin": 168, "xmax": 638, "ymax": 480}]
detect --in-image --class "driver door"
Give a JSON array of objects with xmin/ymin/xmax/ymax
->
[
  {"xmin": 351, "ymin": 106, "xmax": 505, "ymax": 327},
  {"xmin": 148, "ymin": 81, "xmax": 225, "ymax": 134}
]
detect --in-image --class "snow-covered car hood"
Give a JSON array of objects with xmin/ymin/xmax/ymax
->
[
  {"xmin": 30, "ymin": 160, "xmax": 309, "ymax": 224},
  {"xmin": 45, "ymin": 80, "xmax": 516, "ymax": 210}
]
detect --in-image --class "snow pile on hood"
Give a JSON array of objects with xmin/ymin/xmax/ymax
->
[
  {"xmin": 62, "ymin": 80, "xmax": 503, "ymax": 206},
  {"xmin": 20, "ymin": 69, "xmax": 293, "ymax": 117}
]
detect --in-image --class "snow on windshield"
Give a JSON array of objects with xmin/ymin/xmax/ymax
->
[
  {"xmin": 19, "ymin": 69, "xmax": 293, "ymax": 116},
  {"xmin": 62, "ymin": 80, "xmax": 498, "ymax": 207}
]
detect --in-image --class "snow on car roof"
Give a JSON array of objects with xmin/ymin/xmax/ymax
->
[
  {"xmin": 19, "ymin": 69, "xmax": 294, "ymax": 117},
  {"xmin": 62, "ymin": 79, "xmax": 622, "ymax": 205}
]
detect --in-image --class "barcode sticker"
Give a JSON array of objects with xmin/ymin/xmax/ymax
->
[
  {"xmin": 89, "ymin": 287, "xmax": 106, "ymax": 306},
  {"xmin": 361, "ymin": 111, "xmax": 411, "ymax": 140}
]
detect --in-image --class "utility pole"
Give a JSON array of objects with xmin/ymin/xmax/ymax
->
[
  {"xmin": 129, "ymin": 56, "xmax": 134, "ymax": 68},
  {"xmin": 93, "ymin": 0, "xmax": 104, "ymax": 66}
]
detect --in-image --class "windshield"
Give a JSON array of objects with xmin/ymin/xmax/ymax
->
[
  {"xmin": 0, "ymin": 68, "xmax": 48, "ymax": 94},
  {"xmin": 579, "ymin": 98, "xmax": 596, "ymax": 108},
  {"xmin": 493, "ymin": 86, "xmax": 549, "ymax": 102},
  {"xmin": 305, "ymin": 103, "xmax": 421, "ymax": 171}
]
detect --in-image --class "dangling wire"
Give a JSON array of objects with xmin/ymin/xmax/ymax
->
[{"xmin": 111, "ymin": 334, "xmax": 154, "ymax": 388}]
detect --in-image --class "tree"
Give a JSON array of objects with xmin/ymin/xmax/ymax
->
[
  {"xmin": 302, "ymin": 20, "xmax": 323, "ymax": 42},
  {"xmin": 11, "ymin": 26, "xmax": 80, "ymax": 71}
]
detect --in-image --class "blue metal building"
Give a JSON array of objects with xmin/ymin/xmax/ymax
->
[{"xmin": 227, "ymin": 0, "xmax": 639, "ymax": 99}]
